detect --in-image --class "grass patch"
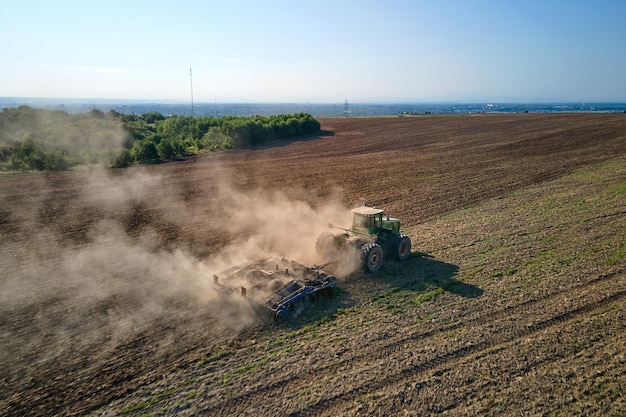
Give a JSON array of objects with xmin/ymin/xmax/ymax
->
[
  {"xmin": 414, "ymin": 312, "xmax": 438, "ymax": 324},
  {"xmin": 197, "ymin": 349, "xmax": 230, "ymax": 366},
  {"xmin": 462, "ymin": 268, "xmax": 483, "ymax": 280},
  {"xmin": 301, "ymin": 315, "xmax": 335, "ymax": 332},
  {"xmin": 284, "ymin": 315, "xmax": 336, "ymax": 340},
  {"xmin": 120, "ymin": 389, "xmax": 173, "ymax": 414},
  {"xmin": 606, "ymin": 182, "xmax": 626, "ymax": 196},
  {"xmin": 505, "ymin": 267, "xmax": 518, "ymax": 276},
  {"xmin": 606, "ymin": 244, "xmax": 626, "ymax": 265},
  {"xmin": 221, "ymin": 358, "xmax": 271, "ymax": 385},
  {"xmin": 336, "ymin": 305, "xmax": 359, "ymax": 316},
  {"xmin": 386, "ymin": 305, "xmax": 404, "ymax": 315},
  {"xmin": 414, "ymin": 287, "xmax": 444, "ymax": 304}
]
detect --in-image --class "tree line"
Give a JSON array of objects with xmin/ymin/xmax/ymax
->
[{"xmin": 0, "ymin": 106, "xmax": 321, "ymax": 171}]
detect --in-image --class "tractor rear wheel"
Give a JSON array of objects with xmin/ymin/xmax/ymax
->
[
  {"xmin": 396, "ymin": 234, "xmax": 412, "ymax": 261},
  {"xmin": 362, "ymin": 243, "xmax": 383, "ymax": 273}
]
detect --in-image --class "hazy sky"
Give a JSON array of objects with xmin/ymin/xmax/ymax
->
[{"xmin": 3, "ymin": 0, "xmax": 625, "ymax": 103}]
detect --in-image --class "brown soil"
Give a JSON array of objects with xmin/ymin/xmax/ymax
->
[{"xmin": 1, "ymin": 113, "xmax": 625, "ymax": 416}]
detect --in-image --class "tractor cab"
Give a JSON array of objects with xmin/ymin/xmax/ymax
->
[
  {"xmin": 351, "ymin": 206, "xmax": 401, "ymax": 235},
  {"xmin": 317, "ymin": 205, "xmax": 412, "ymax": 273}
]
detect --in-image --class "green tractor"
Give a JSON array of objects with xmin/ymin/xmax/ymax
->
[{"xmin": 316, "ymin": 206, "xmax": 412, "ymax": 273}]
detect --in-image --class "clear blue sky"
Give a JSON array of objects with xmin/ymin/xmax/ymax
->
[{"xmin": 2, "ymin": 0, "xmax": 625, "ymax": 103}]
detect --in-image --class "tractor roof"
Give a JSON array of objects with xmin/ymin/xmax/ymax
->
[{"xmin": 351, "ymin": 206, "xmax": 384, "ymax": 216}]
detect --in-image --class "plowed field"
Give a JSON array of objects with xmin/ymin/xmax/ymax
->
[{"xmin": 1, "ymin": 113, "xmax": 626, "ymax": 416}]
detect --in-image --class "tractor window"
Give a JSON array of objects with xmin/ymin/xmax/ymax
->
[
  {"xmin": 355, "ymin": 214, "xmax": 372, "ymax": 228},
  {"xmin": 373, "ymin": 213, "xmax": 383, "ymax": 229}
]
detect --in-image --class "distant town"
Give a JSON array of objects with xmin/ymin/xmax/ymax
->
[{"xmin": 2, "ymin": 97, "xmax": 626, "ymax": 117}]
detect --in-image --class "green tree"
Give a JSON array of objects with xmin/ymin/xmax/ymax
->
[
  {"xmin": 136, "ymin": 140, "xmax": 159, "ymax": 161},
  {"xmin": 201, "ymin": 127, "xmax": 233, "ymax": 150},
  {"xmin": 142, "ymin": 112, "xmax": 165, "ymax": 124},
  {"xmin": 156, "ymin": 136, "xmax": 186, "ymax": 159},
  {"xmin": 44, "ymin": 150, "xmax": 70, "ymax": 171},
  {"xmin": 112, "ymin": 148, "xmax": 134, "ymax": 167}
]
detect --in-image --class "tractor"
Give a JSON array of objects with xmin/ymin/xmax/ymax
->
[{"xmin": 316, "ymin": 206, "xmax": 412, "ymax": 273}]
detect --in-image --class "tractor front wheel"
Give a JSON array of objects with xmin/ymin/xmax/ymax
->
[{"xmin": 362, "ymin": 243, "xmax": 383, "ymax": 273}]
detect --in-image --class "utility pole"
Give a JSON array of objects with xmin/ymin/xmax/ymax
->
[{"xmin": 190, "ymin": 68, "xmax": 194, "ymax": 117}]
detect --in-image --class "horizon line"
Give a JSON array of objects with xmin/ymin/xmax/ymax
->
[{"xmin": 3, "ymin": 96, "xmax": 626, "ymax": 105}]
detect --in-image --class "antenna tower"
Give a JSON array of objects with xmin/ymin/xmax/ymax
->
[
  {"xmin": 343, "ymin": 99, "xmax": 351, "ymax": 117},
  {"xmin": 189, "ymin": 68, "xmax": 194, "ymax": 117}
]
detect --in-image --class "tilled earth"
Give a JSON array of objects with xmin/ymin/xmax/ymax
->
[{"xmin": 1, "ymin": 113, "xmax": 625, "ymax": 416}]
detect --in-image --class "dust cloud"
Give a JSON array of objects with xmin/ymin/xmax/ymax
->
[
  {"xmin": 210, "ymin": 180, "xmax": 353, "ymax": 265},
  {"xmin": 0, "ymin": 163, "xmax": 355, "ymax": 384}
]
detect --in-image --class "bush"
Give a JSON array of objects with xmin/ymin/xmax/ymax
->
[
  {"xmin": 202, "ymin": 127, "xmax": 234, "ymax": 150},
  {"xmin": 136, "ymin": 140, "xmax": 159, "ymax": 161},
  {"xmin": 112, "ymin": 148, "xmax": 134, "ymax": 167},
  {"xmin": 157, "ymin": 137, "xmax": 185, "ymax": 159},
  {"xmin": 44, "ymin": 150, "xmax": 70, "ymax": 171}
]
